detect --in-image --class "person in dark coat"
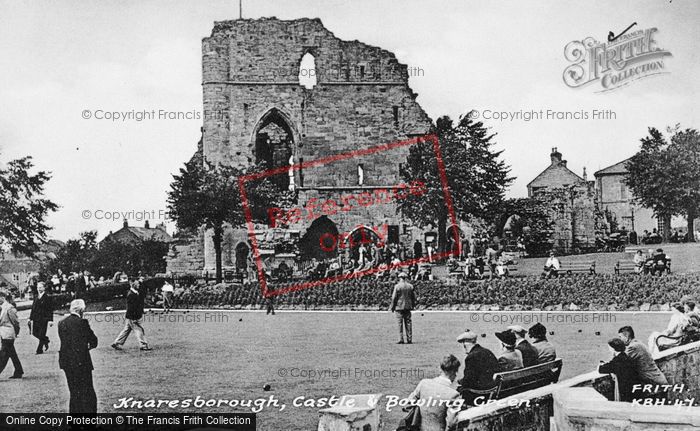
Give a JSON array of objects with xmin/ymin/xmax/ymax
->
[
  {"xmin": 456, "ymin": 330, "xmax": 499, "ymax": 406},
  {"xmin": 58, "ymin": 299, "xmax": 98, "ymax": 413},
  {"xmin": 74, "ymin": 271, "xmax": 89, "ymax": 299},
  {"xmin": 413, "ymin": 240, "xmax": 423, "ymax": 259},
  {"xmin": 390, "ymin": 272, "xmax": 416, "ymax": 344},
  {"xmin": 508, "ymin": 325, "xmax": 539, "ymax": 367},
  {"xmin": 111, "ymin": 277, "xmax": 151, "ymax": 351},
  {"xmin": 29, "ymin": 282, "xmax": 54, "ymax": 354},
  {"xmin": 598, "ymin": 338, "xmax": 642, "ymax": 402}
]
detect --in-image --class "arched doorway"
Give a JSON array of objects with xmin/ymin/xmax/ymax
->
[
  {"xmin": 300, "ymin": 216, "xmax": 339, "ymax": 261},
  {"xmin": 345, "ymin": 226, "xmax": 382, "ymax": 264},
  {"xmin": 235, "ymin": 242, "xmax": 250, "ymax": 272},
  {"xmin": 253, "ymin": 108, "xmax": 295, "ymax": 190}
]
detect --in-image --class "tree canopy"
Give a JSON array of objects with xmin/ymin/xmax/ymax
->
[
  {"xmin": 398, "ymin": 112, "xmax": 513, "ymax": 251},
  {"xmin": 0, "ymin": 156, "xmax": 58, "ymax": 256},
  {"xmin": 625, "ymin": 127, "xmax": 700, "ymax": 241},
  {"xmin": 167, "ymin": 146, "xmax": 292, "ymax": 282}
]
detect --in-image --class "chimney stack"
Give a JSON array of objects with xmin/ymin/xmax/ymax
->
[
  {"xmin": 550, "ymin": 147, "xmax": 563, "ymax": 165},
  {"xmin": 123, "ymin": 220, "xmax": 128, "ymax": 228},
  {"xmin": 144, "ymin": 220, "xmax": 150, "ymax": 229},
  {"xmin": 583, "ymin": 167, "xmax": 588, "ymax": 181}
]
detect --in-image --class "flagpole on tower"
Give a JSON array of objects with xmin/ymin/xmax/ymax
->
[{"xmin": 239, "ymin": 0, "xmax": 242, "ymax": 19}]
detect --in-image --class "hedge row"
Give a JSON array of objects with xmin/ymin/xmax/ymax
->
[{"xmin": 163, "ymin": 273, "xmax": 700, "ymax": 311}]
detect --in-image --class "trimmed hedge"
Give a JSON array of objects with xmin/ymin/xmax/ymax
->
[{"xmin": 165, "ymin": 273, "xmax": 700, "ymax": 311}]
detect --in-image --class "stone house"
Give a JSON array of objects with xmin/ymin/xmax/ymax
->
[
  {"xmin": 527, "ymin": 148, "xmax": 598, "ymax": 252},
  {"xmin": 593, "ymin": 158, "xmax": 658, "ymax": 236}
]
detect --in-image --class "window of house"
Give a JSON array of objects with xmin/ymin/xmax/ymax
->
[{"xmin": 620, "ymin": 183, "xmax": 627, "ymax": 200}]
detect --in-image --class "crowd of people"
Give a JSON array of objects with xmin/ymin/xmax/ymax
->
[
  {"xmin": 0, "ymin": 272, "xmax": 170, "ymax": 413},
  {"xmin": 402, "ymin": 323, "xmax": 557, "ymax": 430},
  {"xmin": 403, "ymin": 318, "xmax": 680, "ymax": 431}
]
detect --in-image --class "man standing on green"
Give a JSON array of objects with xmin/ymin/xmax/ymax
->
[{"xmin": 391, "ymin": 272, "xmax": 416, "ymax": 344}]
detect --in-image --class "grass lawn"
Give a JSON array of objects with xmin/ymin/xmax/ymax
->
[{"xmin": 5, "ymin": 309, "xmax": 672, "ymax": 430}]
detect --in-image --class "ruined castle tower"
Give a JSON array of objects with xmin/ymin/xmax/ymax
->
[{"xmin": 168, "ymin": 17, "xmax": 433, "ymax": 274}]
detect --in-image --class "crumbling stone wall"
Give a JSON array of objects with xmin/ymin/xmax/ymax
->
[{"xmin": 195, "ymin": 17, "xmax": 433, "ymax": 270}]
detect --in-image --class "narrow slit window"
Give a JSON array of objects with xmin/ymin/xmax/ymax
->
[{"xmin": 358, "ymin": 164, "xmax": 364, "ymax": 186}]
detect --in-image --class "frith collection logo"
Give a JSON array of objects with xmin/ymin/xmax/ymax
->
[{"xmin": 563, "ymin": 27, "xmax": 672, "ymax": 92}]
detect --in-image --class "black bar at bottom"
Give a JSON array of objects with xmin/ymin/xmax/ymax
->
[{"xmin": 0, "ymin": 413, "xmax": 256, "ymax": 431}]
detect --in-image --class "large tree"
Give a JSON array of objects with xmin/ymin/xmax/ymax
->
[
  {"xmin": 0, "ymin": 156, "xmax": 58, "ymax": 256},
  {"xmin": 625, "ymin": 127, "xmax": 700, "ymax": 242},
  {"xmin": 398, "ymin": 112, "xmax": 513, "ymax": 252},
  {"xmin": 167, "ymin": 146, "xmax": 292, "ymax": 283}
]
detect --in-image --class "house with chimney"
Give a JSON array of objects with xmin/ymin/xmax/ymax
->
[
  {"xmin": 527, "ymin": 148, "xmax": 599, "ymax": 252},
  {"xmin": 99, "ymin": 220, "xmax": 173, "ymax": 247}
]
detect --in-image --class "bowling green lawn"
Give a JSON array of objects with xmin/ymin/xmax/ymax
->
[{"xmin": 6, "ymin": 308, "xmax": 671, "ymax": 430}]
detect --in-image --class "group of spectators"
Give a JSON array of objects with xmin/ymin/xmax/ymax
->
[
  {"xmin": 597, "ymin": 325, "xmax": 670, "ymax": 403},
  {"xmin": 406, "ymin": 320, "xmax": 681, "ymax": 431},
  {"xmin": 406, "ymin": 323, "xmax": 557, "ymax": 430},
  {"xmin": 632, "ymin": 249, "xmax": 671, "ymax": 275},
  {"xmin": 647, "ymin": 295, "xmax": 700, "ymax": 354}
]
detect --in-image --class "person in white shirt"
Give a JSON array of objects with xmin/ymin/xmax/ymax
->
[
  {"xmin": 161, "ymin": 281, "xmax": 174, "ymax": 313},
  {"xmin": 542, "ymin": 251, "xmax": 560, "ymax": 278},
  {"xmin": 648, "ymin": 303, "xmax": 691, "ymax": 354}
]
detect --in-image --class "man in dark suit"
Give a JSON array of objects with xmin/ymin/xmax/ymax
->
[
  {"xmin": 457, "ymin": 330, "xmax": 499, "ymax": 406},
  {"xmin": 598, "ymin": 338, "xmax": 642, "ymax": 402},
  {"xmin": 58, "ymin": 299, "xmax": 98, "ymax": 413},
  {"xmin": 390, "ymin": 272, "xmax": 416, "ymax": 344},
  {"xmin": 508, "ymin": 325, "xmax": 539, "ymax": 367},
  {"xmin": 111, "ymin": 277, "xmax": 151, "ymax": 350},
  {"xmin": 29, "ymin": 282, "xmax": 54, "ymax": 354},
  {"xmin": 74, "ymin": 271, "xmax": 88, "ymax": 299}
]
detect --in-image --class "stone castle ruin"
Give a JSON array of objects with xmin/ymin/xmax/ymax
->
[{"xmin": 167, "ymin": 17, "xmax": 435, "ymax": 275}]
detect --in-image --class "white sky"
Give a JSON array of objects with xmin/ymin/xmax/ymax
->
[{"xmin": 0, "ymin": 0, "xmax": 698, "ymax": 241}]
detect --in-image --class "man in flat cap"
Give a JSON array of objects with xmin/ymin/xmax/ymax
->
[
  {"xmin": 456, "ymin": 330, "xmax": 499, "ymax": 406},
  {"xmin": 528, "ymin": 323, "xmax": 557, "ymax": 364},
  {"xmin": 508, "ymin": 325, "xmax": 538, "ymax": 367},
  {"xmin": 390, "ymin": 272, "xmax": 416, "ymax": 344},
  {"xmin": 495, "ymin": 330, "xmax": 523, "ymax": 371}
]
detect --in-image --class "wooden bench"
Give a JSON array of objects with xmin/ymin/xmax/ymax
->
[
  {"xmin": 615, "ymin": 260, "xmax": 640, "ymax": 274},
  {"xmin": 449, "ymin": 262, "xmax": 519, "ymax": 280},
  {"xmin": 494, "ymin": 359, "xmax": 563, "ymax": 399},
  {"xmin": 460, "ymin": 359, "xmax": 563, "ymax": 403},
  {"xmin": 559, "ymin": 261, "xmax": 596, "ymax": 275}
]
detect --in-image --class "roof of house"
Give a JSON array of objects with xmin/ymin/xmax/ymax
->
[
  {"xmin": 101, "ymin": 224, "xmax": 173, "ymax": 244},
  {"xmin": 527, "ymin": 163, "xmax": 585, "ymax": 188},
  {"xmin": 594, "ymin": 158, "xmax": 631, "ymax": 177}
]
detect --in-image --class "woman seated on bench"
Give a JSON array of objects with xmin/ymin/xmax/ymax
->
[
  {"xmin": 648, "ymin": 302, "xmax": 690, "ymax": 354},
  {"xmin": 495, "ymin": 330, "xmax": 523, "ymax": 371},
  {"xmin": 633, "ymin": 250, "xmax": 645, "ymax": 274}
]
